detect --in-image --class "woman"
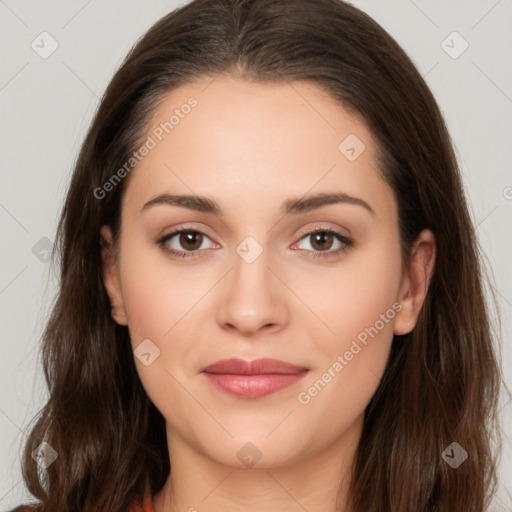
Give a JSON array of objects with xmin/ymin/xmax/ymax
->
[{"xmin": 11, "ymin": 0, "xmax": 502, "ymax": 511}]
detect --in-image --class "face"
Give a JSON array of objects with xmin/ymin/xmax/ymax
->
[{"xmin": 102, "ymin": 74, "xmax": 434, "ymax": 470}]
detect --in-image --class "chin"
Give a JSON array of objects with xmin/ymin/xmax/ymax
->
[{"xmin": 200, "ymin": 432, "xmax": 309, "ymax": 470}]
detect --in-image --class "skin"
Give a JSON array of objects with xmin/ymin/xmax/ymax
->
[{"xmin": 101, "ymin": 74, "xmax": 436, "ymax": 512}]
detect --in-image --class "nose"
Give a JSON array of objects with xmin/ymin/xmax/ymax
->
[{"xmin": 216, "ymin": 246, "xmax": 290, "ymax": 337}]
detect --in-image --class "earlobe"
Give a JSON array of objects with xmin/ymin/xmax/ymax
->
[
  {"xmin": 100, "ymin": 225, "xmax": 128, "ymax": 326},
  {"xmin": 393, "ymin": 229, "xmax": 436, "ymax": 335}
]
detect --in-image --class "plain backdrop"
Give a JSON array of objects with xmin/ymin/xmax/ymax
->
[{"xmin": 1, "ymin": 0, "xmax": 511, "ymax": 510}]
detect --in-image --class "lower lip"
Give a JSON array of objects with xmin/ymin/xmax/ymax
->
[{"xmin": 203, "ymin": 372, "xmax": 309, "ymax": 398}]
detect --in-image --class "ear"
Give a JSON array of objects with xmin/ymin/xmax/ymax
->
[
  {"xmin": 394, "ymin": 229, "xmax": 436, "ymax": 335},
  {"xmin": 100, "ymin": 225, "xmax": 128, "ymax": 326}
]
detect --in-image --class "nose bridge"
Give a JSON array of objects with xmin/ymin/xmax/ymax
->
[{"xmin": 216, "ymin": 237, "xmax": 288, "ymax": 335}]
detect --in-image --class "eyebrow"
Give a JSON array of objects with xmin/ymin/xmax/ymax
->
[{"xmin": 140, "ymin": 192, "xmax": 375, "ymax": 216}]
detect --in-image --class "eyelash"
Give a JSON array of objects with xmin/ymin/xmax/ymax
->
[{"xmin": 157, "ymin": 227, "xmax": 354, "ymax": 260}]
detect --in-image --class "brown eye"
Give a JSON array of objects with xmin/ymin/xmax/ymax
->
[
  {"xmin": 158, "ymin": 229, "xmax": 217, "ymax": 258},
  {"xmin": 179, "ymin": 231, "xmax": 203, "ymax": 251},
  {"xmin": 309, "ymin": 231, "xmax": 335, "ymax": 251},
  {"xmin": 292, "ymin": 228, "xmax": 354, "ymax": 260}
]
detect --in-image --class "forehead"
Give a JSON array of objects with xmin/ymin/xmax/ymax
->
[{"xmin": 122, "ymin": 74, "xmax": 396, "ymax": 220}]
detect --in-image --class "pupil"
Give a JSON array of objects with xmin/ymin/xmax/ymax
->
[
  {"xmin": 180, "ymin": 231, "xmax": 202, "ymax": 250},
  {"xmin": 312, "ymin": 232, "xmax": 332, "ymax": 251}
]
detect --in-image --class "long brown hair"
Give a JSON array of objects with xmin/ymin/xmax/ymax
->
[{"xmin": 12, "ymin": 0, "xmax": 502, "ymax": 511}]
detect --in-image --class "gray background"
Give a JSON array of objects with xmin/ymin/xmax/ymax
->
[{"xmin": 1, "ymin": 0, "xmax": 511, "ymax": 510}]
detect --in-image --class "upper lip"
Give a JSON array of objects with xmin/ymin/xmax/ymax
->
[{"xmin": 201, "ymin": 358, "xmax": 309, "ymax": 375}]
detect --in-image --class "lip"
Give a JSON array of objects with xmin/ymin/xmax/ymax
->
[{"xmin": 201, "ymin": 358, "xmax": 309, "ymax": 398}]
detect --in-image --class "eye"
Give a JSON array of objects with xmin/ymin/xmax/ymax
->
[
  {"xmin": 157, "ymin": 226, "xmax": 354, "ymax": 260},
  {"xmin": 292, "ymin": 228, "xmax": 354, "ymax": 259},
  {"xmin": 157, "ymin": 229, "xmax": 218, "ymax": 258}
]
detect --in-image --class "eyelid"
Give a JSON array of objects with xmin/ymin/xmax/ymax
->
[
  {"xmin": 156, "ymin": 222, "xmax": 218, "ymax": 242},
  {"xmin": 293, "ymin": 223, "xmax": 352, "ymax": 239}
]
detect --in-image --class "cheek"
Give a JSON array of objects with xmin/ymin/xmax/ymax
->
[
  {"xmin": 121, "ymin": 271, "xmax": 174, "ymax": 345},
  {"xmin": 118, "ymin": 238, "xmax": 201, "ymax": 343},
  {"xmin": 294, "ymin": 235, "xmax": 403, "ymax": 352},
  {"xmin": 293, "ymin": 239, "xmax": 401, "ymax": 416},
  {"xmin": 118, "ymin": 247, "xmax": 201, "ymax": 429}
]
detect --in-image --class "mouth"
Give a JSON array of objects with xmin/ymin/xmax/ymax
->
[{"xmin": 201, "ymin": 358, "xmax": 310, "ymax": 398}]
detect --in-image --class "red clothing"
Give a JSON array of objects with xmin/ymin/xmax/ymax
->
[
  {"xmin": 131, "ymin": 492, "xmax": 155, "ymax": 512},
  {"xmin": 16, "ymin": 493, "xmax": 154, "ymax": 512}
]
